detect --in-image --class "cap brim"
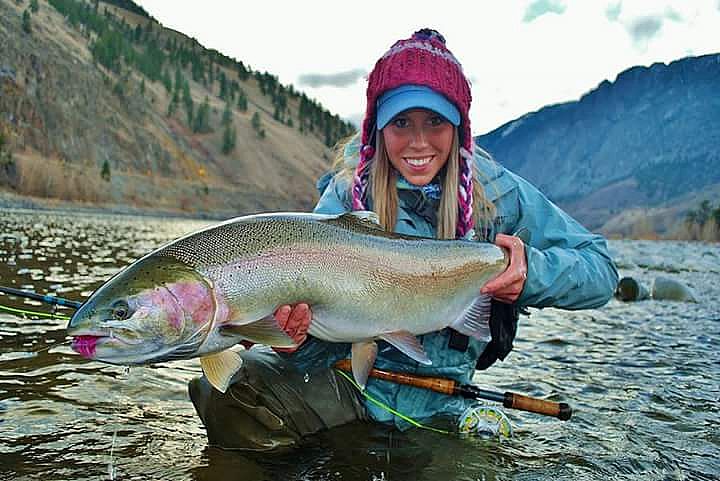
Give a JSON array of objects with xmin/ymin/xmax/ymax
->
[{"xmin": 376, "ymin": 87, "xmax": 460, "ymax": 129}]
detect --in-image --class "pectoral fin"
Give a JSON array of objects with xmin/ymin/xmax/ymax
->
[
  {"xmin": 380, "ymin": 330, "xmax": 431, "ymax": 365},
  {"xmin": 351, "ymin": 341, "xmax": 378, "ymax": 390},
  {"xmin": 449, "ymin": 294, "xmax": 492, "ymax": 342},
  {"xmin": 200, "ymin": 349, "xmax": 244, "ymax": 393},
  {"xmin": 221, "ymin": 316, "xmax": 296, "ymax": 347}
]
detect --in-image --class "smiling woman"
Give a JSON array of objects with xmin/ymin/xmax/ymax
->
[
  {"xmin": 187, "ymin": 28, "xmax": 619, "ymax": 451},
  {"xmin": 381, "ymin": 108, "xmax": 455, "ymax": 186}
]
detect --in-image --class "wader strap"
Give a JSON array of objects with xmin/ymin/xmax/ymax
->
[{"xmin": 448, "ymin": 329, "xmax": 469, "ymax": 352}]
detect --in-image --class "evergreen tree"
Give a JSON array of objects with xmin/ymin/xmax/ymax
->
[
  {"xmin": 185, "ymin": 100, "xmax": 194, "ymax": 126},
  {"xmin": 174, "ymin": 67, "xmax": 183, "ymax": 93},
  {"xmin": 29, "ymin": 0, "xmax": 38, "ymax": 13},
  {"xmin": 192, "ymin": 96, "xmax": 211, "ymax": 133},
  {"xmin": 222, "ymin": 100, "xmax": 233, "ymax": 126},
  {"xmin": 251, "ymin": 112, "xmax": 265, "ymax": 139},
  {"xmin": 229, "ymin": 80, "xmax": 239, "ymax": 102},
  {"xmin": 218, "ymin": 71, "xmax": 227, "ymax": 100},
  {"xmin": 161, "ymin": 69, "xmax": 172, "ymax": 93},
  {"xmin": 167, "ymin": 89, "xmax": 179, "ymax": 117},
  {"xmin": 221, "ymin": 123, "xmax": 237, "ymax": 154},
  {"xmin": 324, "ymin": 124, "xmax": 333, "ymax": 147},
  {"xmin": 140, "ymin": 78, "xmax": 145, "ymax": 96},
  {"xmin": 237, "ymin": 88, "xmax": 248, "ymax": 111},
  {"xmin": 251, "ymin": 111, "xmax": 261, "ymax": 131},
  {"xmin": 182, "ymin": 80, "xmax": 194, "ymax": 126},
  {"xmin": 22, "ymin": 9, "xmax": 31, "ymax": 34},
  {"xmin": 101, "ymin": 159, "xmax": 111, "ymax": 181}
]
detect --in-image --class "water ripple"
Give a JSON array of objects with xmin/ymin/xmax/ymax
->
[{"xmin": 0, "ymin": 210, "xmax": 718, "ymax": 480}]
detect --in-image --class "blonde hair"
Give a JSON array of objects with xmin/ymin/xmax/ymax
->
[{"xmin": 332, "ymin": 131, "xmax": 495, "ymax": 239}]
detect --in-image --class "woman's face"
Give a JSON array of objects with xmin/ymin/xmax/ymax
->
[{"xmin": 381, "ymin": 108, "xmax": 454, "ymax": 186}]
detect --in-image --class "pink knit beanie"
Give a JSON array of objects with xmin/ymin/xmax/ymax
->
[{"xmin": 352, "ymin": 28, "xmax": 475, "ymax": 238}]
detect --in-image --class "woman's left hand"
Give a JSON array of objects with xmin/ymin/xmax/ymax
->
[{"xmin": 480, "ymin": 233, "xmax": 528, "ymax": 303}]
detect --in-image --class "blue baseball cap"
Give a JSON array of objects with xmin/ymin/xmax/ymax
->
[{"xmin": 376, "ymin": 85, "xmax": 461, "ymax": 130}]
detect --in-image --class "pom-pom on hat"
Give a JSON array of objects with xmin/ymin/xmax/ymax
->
[{"xmin": 352, "ymin": 28, "xmax": 475, "ymax": 238}]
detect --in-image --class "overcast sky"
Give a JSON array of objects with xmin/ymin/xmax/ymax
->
[{"xmin": 136, "ymin": 0, "xmax": 720, "ymax": 135}]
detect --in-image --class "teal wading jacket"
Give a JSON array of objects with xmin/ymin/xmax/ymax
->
[{"xmin": 286, "ymin": 137, "xmax": 618, "ymax": 428}]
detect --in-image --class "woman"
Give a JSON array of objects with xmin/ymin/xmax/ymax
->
[{"xmin": 189, "ymin": 29, "xmax": 618, "ymax": 450}]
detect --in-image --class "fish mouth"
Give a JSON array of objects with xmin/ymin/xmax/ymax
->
[
  {"xmin": 69, "ymin": 329, "xmax": 142, "ymax": 359},
  {"xmin": 71, "ymin": 335, "xmax": 104, "ymax": 358}
]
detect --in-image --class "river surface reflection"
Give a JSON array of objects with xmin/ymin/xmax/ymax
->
[{"xmin": 0, "ymin": 209, "xmax": 718, "ymax": 480}]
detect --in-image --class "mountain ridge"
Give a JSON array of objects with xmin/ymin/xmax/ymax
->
[
  {"xmin": 0, "ymin": 0, "xmax": 354, "ymax": 217},
  {"xmin": 476, "ymin": 53, "xmax": 720, "ymax": 235}
]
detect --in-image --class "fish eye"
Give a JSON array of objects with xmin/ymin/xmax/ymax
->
[{"xmin": 111, "ymin": 300, "xmax": 131, "ymax": 320}]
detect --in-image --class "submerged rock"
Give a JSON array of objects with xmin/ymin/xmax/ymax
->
[{"xmin": 615, "ymin": 276, "xmax": 698, "ymax": 302}]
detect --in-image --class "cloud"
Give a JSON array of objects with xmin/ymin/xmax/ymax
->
[
  {"xmin": 523, "ymin": 0, "xmax": 567, "ymax": 23},
  {"xmin": 605, "ymin": 2, "xmax": 622, "ymax": 22},
  {"xmin": 297, "ymin": 69, "xmax": 366, "ymax": 88},
  {"xmin": 628, "ymin": 16, "xmax": 663, "ymax": 44},
  {"xmin": 664, "ymin": 7, "xmax": 682, "ymax": 22},
  {"xmin": 344, "ymin": 112, "xmax": 364, "ymax": 129}
]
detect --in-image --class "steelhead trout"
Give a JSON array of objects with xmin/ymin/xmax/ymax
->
[{"xmin": 67, "ymin": 212, "xmax": 508, "ymax": 391}]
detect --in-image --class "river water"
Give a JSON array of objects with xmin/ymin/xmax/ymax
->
[{"xmin": 0, "ymin": 209, "xmax": 718, "ymax": 481}]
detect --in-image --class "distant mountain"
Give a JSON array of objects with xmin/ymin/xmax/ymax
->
[
  {"xmin": 0, "ymin": 0, "xmax": 355, "ymax": 216},
  {"xmin": 475, "ymin": 54, "xmax": 720, "ymax": 235}
]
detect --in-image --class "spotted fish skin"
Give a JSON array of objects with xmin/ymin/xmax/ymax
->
[{"xmin": 67, "ymin": 212, "xmax": 508, "ymax": 390}]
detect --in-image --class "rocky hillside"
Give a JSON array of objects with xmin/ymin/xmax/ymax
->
[
  {"xmin": 0, "ymin": 0, "xmax": 355, "ymax": 217},
  {"xmin": 475, "ymin": 54, "xmax": 720, "ymax": 236}
]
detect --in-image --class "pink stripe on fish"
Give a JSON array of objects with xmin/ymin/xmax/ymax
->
[{"xmin": 71, "ymin": 336, "xmax": 99, "ymax": 358}]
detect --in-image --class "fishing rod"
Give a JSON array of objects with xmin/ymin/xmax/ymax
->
[
  {"xmin": 0, "ymin": 285, "xmax": 570, "ymax": 421},
  {"xmin": 334, "ymin": 359, "xmax": 572, "ymax": 421},
  {"xmin": 0, "ymin": 286, "xmax": 82, "ymax": 309}
]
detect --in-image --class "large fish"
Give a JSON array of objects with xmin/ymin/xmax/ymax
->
[{"xmin": 67, "ymin": 212, "xmax": 507, "ymax": 391}]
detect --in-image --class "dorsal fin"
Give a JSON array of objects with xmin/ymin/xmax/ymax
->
[{"xmin": 344, "ymin": 210, "xmax": 382, "ymax": 229}]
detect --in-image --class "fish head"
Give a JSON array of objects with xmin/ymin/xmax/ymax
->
[{"xmin": 67, "ymin": 255, "xmax": 216, "ymax": 364}]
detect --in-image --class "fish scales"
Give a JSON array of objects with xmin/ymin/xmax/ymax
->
[{"xmin": 67, "ymin": 212, "xmax": 508, "ymax": 390}]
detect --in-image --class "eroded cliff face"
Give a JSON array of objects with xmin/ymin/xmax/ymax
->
[
  {"xmin": 0, "ymin": 0, "xmax": 351, "ymax": 216},
  {"xmin": 476, "ymin": 54, "xmax": 720, "ymax": 233}
]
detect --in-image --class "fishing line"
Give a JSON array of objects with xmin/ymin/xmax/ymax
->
[
  {"xmin": 0, "ymin": 303, "xmax": 74, "ymax": 354},
  {"xmin": 108, "ymin": 428, "xmax": 118, "ymax": 480},
  {"xmin": 335, "ymin": 369, "xmax": 450, "ymax": 435},
  {"xmin": 2, "ymin": 285, "xmax": 120, "ymax": 479},
  {"xmin": 0, "ymin": 303, "xmax": 71, "ymax": 320}
]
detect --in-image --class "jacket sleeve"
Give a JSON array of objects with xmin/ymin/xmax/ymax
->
[
  {"xmin": 313, "ymin": 174, "xmax": 352, "ymax": 215},
  {"xmin": 509, "ymin": 171, "xmax": 619, "ymax": 310}
]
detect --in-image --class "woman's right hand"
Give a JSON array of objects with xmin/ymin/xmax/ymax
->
[{"xmin": 272, "ymin": 303, "xmax": 312, "ymax": 353}]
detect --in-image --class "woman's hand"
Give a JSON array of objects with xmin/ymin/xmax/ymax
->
[
  {"xmin": 272, "ymin": 303, "xmax": 312, "ymax": 353},
  {"xmin": 480, "ymin": 233, "xmax": 528, "ymax": 303}
]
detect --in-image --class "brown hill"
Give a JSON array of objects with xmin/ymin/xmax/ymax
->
[{"xmin": 0, "ymin": 0, "xmax": 355, "ymax": 217}]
